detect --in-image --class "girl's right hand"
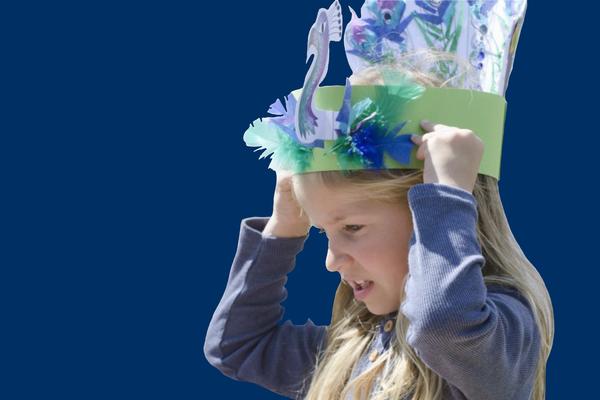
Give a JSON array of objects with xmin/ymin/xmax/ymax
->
[{"xmin": 263, "ymin": 170, "xmax": 311, "ymax": 238}]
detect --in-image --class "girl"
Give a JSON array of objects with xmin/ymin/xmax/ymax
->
[{"xmin": 204, "ymin": 58, "xmax": 553, "ymax": 399}]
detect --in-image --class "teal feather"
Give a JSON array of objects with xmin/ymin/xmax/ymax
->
[
  {"xmin": 243, "ymin": 117, "xmax": 313, "ymax": 172},
  {"xmin": 348, "ymin": 98, "xmax": 373, "ymax": 129},
  {"xmin": 375, "ymin": 70, "xmax": 425, "ymax": 127}
]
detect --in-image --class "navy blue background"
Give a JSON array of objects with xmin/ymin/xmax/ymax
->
[{"xmin": 3, "ymin": 1, "xmax": 595, "ymax": 398}]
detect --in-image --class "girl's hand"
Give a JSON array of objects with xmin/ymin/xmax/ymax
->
[
  {"xmin": 263, "ymin": 170, "xmax": 311, "ymax": 238},
  {"xmin": 411, "ymin": 120, "xmax": 484, "ymax": 194}
]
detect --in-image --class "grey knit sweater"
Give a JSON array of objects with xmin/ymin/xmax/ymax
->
[{"xmin": 204, "ymin": 183, "xmax": 540, "ymax": 399}]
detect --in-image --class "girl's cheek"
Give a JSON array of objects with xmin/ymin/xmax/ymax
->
[{"xmin": 344, "ymin": 236, "xmax": 372, "ymax": 254}]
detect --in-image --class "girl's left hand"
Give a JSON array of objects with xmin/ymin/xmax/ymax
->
[{"xmin": 411, "ymin": 120, "xmax": 484, "ymax": 194}]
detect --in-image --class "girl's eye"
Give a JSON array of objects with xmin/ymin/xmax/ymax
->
[
  {"xmin": 344, "ymin": 225, "xmax": 363, "ymax": 233},
  {"xmin": 316, "ymin": 225, "xmax": 364, "ymax": 234}
]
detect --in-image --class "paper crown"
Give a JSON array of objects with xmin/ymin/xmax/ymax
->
[{"xmin": 243, "ymin": 0, "xmax": 527, "ymax": 180}]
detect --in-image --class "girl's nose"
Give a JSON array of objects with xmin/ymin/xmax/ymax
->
[{"xmin": 325, "ymin": 247, "xmax": 352, "ymax": 273}]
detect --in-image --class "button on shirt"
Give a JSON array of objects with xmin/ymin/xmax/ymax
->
[
  {"xmin": 384, "ymin": 319, "xmax": 394, "ymax": 333},
  {"xmin": 345, "ymin": 312, "xmax": 398, "ymax": 399}
]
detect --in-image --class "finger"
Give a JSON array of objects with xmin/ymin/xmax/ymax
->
[
  {"xmin": 420, "ymin": 119, "xmax": 435, "ymax": 132},
  {"xmin": 416, "ymin": 144, "xmax": 424, "ymax": 161},
  {"xmin": 411, "ymin": 134, "xmax": 427, "ymax": 160},
  {"xmin": 412, "ymin": 132, "xmax": 435, "ymax": 142},
  {"xmin": 410, "ymin": 135, "xmax": 422, "ymax": 160},
  {"xmin": 414, "ymin": 139, "xmax": 425, "ymax": 161},
  {"xmin": 421, "ymin": 119, "xmax": 451, "ymax": 132},
  {"xmin": 276, "ymin": 169, "xmax": 293, "ymax": 181}
]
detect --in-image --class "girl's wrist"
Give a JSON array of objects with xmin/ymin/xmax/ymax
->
[{"xmin": 263, "ymin": 216, "xmax": 310, "ymax": 238}]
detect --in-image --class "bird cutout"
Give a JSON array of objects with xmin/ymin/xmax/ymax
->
[{"xmin": 295, "ymin": 0, "xmax": 343, "ymax": 145}]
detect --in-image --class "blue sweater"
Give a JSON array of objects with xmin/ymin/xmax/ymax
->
[{"xmin": 204, "ymin": 183, "xmax": 540, "ymax": 399}]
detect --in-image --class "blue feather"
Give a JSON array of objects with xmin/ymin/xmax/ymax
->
[
  {"xmin": 335, "ymin": 78, "xmax": 353, "ymax": 136},
  {"xmin": 381, "ymin": 133, "xmax": 414, "ymax": 165}
]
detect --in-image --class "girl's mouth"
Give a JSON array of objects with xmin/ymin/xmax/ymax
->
[{"xmin": 353, "ymin": 280, "xmax": 374, "ymax": 300}]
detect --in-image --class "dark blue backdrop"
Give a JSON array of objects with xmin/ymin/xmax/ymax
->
[{"xmin": 3, "ymin": 1, "xmax": 596, "ymax": 398}]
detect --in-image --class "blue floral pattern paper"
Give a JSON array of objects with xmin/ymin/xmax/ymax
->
[{"xmin": 344, "ymin": 0, "xmax": 527, "ymax": 96}]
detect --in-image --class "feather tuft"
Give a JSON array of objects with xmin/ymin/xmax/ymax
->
[{"xmin": 243, "ymin": 117, "xmax": 313, "ymax": 172}]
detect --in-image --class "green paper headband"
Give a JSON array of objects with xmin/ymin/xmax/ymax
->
[{"xmin": 288, "ymin": 85, "xmax": 506, "ymax": 180}]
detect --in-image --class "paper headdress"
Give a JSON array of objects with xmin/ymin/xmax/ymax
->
[{"xmin": 243, "ymin": 0, "xmax": 527, "ymax": 180}]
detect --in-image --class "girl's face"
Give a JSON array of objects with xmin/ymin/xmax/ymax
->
[{"xmin": 295, "ymin": 180, "xmax": 413, "ymax": 315}]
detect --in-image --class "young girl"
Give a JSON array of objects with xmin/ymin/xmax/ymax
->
[
  {"xmin": 205, "ymin": 1, "xmax": 552, "ymax": 397},
  {"xmin": 203, "ymin": 60, "xmax": 553, "ymax": 400}
]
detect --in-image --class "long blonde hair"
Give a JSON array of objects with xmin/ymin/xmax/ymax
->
[{"xmin": 290, "ymin": 51, "xmax": 554, "ymax": 400}]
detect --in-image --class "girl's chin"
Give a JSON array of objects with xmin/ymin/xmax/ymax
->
[
  {"xmin": 365, "ymin": 303, "xmax": 396, "ymax": 316},
  {"xmin": 364, "ymin": 298, "xmax": 399, "ymax": 316}
]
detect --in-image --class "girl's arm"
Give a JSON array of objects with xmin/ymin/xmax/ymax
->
[
  {"xmin": 402, "ymin": 183, "xmax": 541, "ymax": 400},
  {"xmin": 204, "ymin": 216, "xmax": 327, "ymax": 399}
]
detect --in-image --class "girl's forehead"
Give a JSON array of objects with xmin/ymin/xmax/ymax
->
[
  {"xmin": 298, "ymin": 184, "xmax": 368, "ymax": 208},
  {"xmin": 295, "ymin": 178, "xmax": 355, "ymax": 198},
  {"xmin": 308, "ymin": 213, "xmax": 351, "ymax": 228},
  {"xmin": 302, "ymin": 194, "xmax": 377, "ymax": 224}
]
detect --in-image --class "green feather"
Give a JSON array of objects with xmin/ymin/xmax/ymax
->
[
  {"xmin": 243, "ymin": 117, "xmax": 313, "ymax": 172},
  {"xmin": 376, "ymin": 69, "xmax": 425, "ymax": 127}
]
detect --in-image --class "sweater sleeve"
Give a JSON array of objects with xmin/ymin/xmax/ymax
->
[
  {"xmin": 401, "ymin": 183, "xmax": 540, "ymax": 400},
  {"xmin": 203, "ymin": 216, "xmax": 327, "ymax": 399}
]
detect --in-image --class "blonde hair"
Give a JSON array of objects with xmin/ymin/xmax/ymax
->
[{"xmin": 290, "ymin": 51, "xmax": 554, "ymax": 400}]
